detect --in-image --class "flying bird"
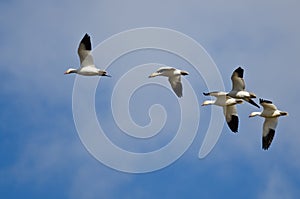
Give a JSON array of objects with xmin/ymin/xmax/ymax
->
[
  {"xmin": 64, "ymin": 33, "xmax": 111, "ymax": 77},
  {"xmin": 227, "ymin": 66, "xmax": 259, "ymax": 108},
  {"xmin": 249, "ymin": 98, "xmax": 288, "ymax": 150},
  {"xmin": 148, "ymin": 67, "xmax": 189, "ymax": 97},
  {"xmin": 202, "ymin": 92, "xmax": 243, "ymax": 133}
]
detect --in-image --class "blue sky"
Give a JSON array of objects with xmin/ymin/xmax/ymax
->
[{"xmin": 1, "ymin": 0, "xmax": 300, "ymax": 198}]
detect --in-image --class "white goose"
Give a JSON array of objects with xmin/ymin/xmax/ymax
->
[
  {"xmin": 227, "ymin": 67, "xmax": 259, "ymax": 108},
  {"xmin": 202, "ymin": 92, "xmax": 243, "ymax": 133},
  {"xmin": 64, "ymin": 33, "xmax": 111, "ymax": 77},
  {"xmin": 148, "ymin": 67, "xmax": 189, "ymax": 98},
  {"xmin": 249, "ymin": 99, "xmax": 288, "ymax": 150}
]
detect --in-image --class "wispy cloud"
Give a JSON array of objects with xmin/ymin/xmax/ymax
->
[{"xmin": 258, "ymin": 168, "xmax": 297, "ymax": 199}]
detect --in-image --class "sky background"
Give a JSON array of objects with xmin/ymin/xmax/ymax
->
[{"xmin": 1, "ymin": 0, "xmax": 300, "ymax": 198}]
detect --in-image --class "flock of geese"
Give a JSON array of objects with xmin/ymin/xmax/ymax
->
[
  {"xmin": 201, "ymin": 69, "xmax": 288, "ymax": 150},
  {"xmin": 65, "ymin": 33, "xmax": 288, "ymax": 150}
]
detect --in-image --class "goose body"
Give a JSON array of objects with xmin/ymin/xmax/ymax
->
[
  {"xmin": 249, "ymin": 99, "xmax": 288, "ymax": 150},
  {"xmin": 64, "ymin": 33, "xmax": 111, "ymax": 77},
  {"xmin": 148, "ymin": 67, "xmax": 189, "ymax": 98},
  {"xmin": 227, "ymin": 67, "xmax": 259, "ymax": 108},
  {"xmin": 202, "ymin": 92, "xmax": 243, "ymax": 133}
]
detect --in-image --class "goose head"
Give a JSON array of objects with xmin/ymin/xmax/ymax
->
[
  {"xmin": 148, "ymin": 72, "xmax": 161, "ymax": 78},
  {"xmin": 64, "ymin": 68, "xmax": 77, "ymax": 74},
  {"xmin": 201, "ymin": 100, "xmax": 214, "ymax": 106},
  {"xmin": 249, "ymin": 112, "xmax": 261, "ymax": 118}
]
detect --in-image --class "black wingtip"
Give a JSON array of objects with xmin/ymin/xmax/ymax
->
[
  {"xmin": 203, "ymin": 92, "xmax": 209, "ymax": 96},
  {"xmin": 180, "ymin": 71, "xmax": 189, "ymax": 76},
  {"xmin": 259, "ymin": 98, "xmax": 273, "ymax": 104},
  {"xmin": 174, "ymin": 90, "xmax": 183, "ymax": 98},
  {"xmin": 227, "ymin": 115, "xmax": 239, "ymax": 133},
  {"xmin": 81, "ymin": 33, "xmax": 92, "ymax": 50},
  {"xmin": 248, "ymin": 99, "xmax": 260, "ymax": 108},
  {"xmin": 263, "ymin": 129, "xmax": 275, "ymax": 150},
  {"xmin": 234, "ymin": 66, "xmax": 244, "ymax": 78}
]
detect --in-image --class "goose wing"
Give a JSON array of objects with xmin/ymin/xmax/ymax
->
[
  {"xmin": 203, "ymin": 91, "xmax": 227, "ymax": 97},
  {"xmin": 260, "ymin": 99, "xmax": 277, "ymax": 111},
  {"xmin": 78, "ymin": 33, "xmax": 95, "ymax": 68},
  {"xmin": 223, "ymin": 105, "xmax": 239, "ymax": 133},
  {"xmin": 168, "ymin": 74, "xmax": 183, "ymax": 97},
  {"xmin": 156, "ymin": 67, "xmax": 176, "ymax": 73},
  {"xmin": 262, "ymin": 117, "xmax": 278, "ymax": 150},
  {"xmin": 231, "ymin": 67, "xmax": 245, "ymax": 91},
  {"xmin": 244, "ymin": 98, "xmax": 260, "ymax": 108}
]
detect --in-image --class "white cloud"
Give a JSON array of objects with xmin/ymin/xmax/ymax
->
[
  {"xmin": 68, "ymin": 163, "xmax": 131, "ymax": 199},
  {"xmin": 258, "ymin": 169, "xmax": 296, "ymax": 199}
]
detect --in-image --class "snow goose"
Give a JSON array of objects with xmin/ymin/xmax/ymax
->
[
  {"xmin": 64, "ymin": 33, "xmax": 111, "ymax": 77},
  {"xmin": 202, "ymin": 92, "xmax": 243, "ymax": 133},
  {"xmin": 249, "ymin": 98, "xmax": 288, "ymax": 150},
  {"xmin": 227, "ymin": 67, "xmax": 259, "ymax": 108},
  {"xmin": 148, "ymin": 67, "xmax": 189, "ymax": 97}
]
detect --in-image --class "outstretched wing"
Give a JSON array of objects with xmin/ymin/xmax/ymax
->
[
  {"xmin": 203, "ymin": 91, "xmax": 227, "ymax": 97},
  {"xmin": 168, "ymin": 75, "xmax": 183, "ymax": 97},
  {"xmin": 223, "ymin": 105, "xmax": 239, "ymax": 133},
  {"xmin": 260, "ymin": 98, "xmax": 277, "ymax": 111},
  {"xmin": 245, "ymin": 98, "xmax": 260, "ymax": 108},
  {"xmin": 156, "ymin": 66, "xmax": 176, "ymax": 74},
  {"xmin": 262, "ymin": 117, "xmax": 278, "ymax": 150},
  {"xmin": 77, "ymin": 33, "xmax": 95, "ymax": 68},
  {"xmin": 231, "ymin": 67, "xmax": 245, "ymax": 91}
]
